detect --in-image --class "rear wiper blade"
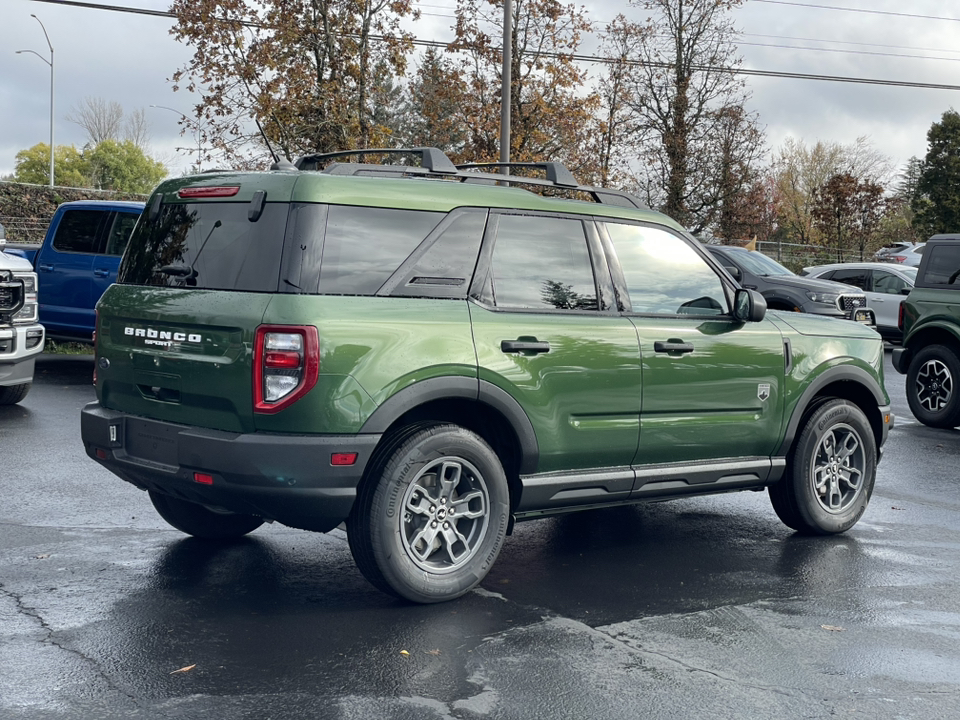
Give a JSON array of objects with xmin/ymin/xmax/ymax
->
[{"xmin": 158, "ymin": 264, "xmax": 195, "ymax": 277}]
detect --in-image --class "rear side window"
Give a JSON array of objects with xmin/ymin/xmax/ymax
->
[
  {"xmin": 119, "ymin": 202, "xmax": 288, "ymax": 291},
  {"xmin": 318, "ymin": 206, "xmax": 443, "ymax": 295},
  {"xmin": 53, "ymin": 210, "xmax": 103, "ymax": 253},
  {"xmin": 104, "ymin": 212, "xmax": 140, "ymax": 256},
  {"xmin": 921, "ymin": 244, "xmax": 960, "ymax": 286},
  {"xmin": 828, "ymin": 268, "xmax": 869, "ymax": 291}
]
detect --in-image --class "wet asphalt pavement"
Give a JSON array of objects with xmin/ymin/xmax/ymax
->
[{"xmin": 2, "ymin": 351, "xmax": 960, "ymax": 719}]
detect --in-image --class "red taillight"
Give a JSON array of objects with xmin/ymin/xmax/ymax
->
[
  {"xmin": 254, "ymin": 325, "xmax": 319, "ymax": 414},
  {"xmin": 331, "ymin": 453, "xmax": 358, "ymax": 466},
  {"xmin": 177, "ymin": 186, "xmax": 240, "ymax": 198},
  {"xmin": 194, "ymin": 472, "xmax": 214, "ymax": 485},
  {"xmin": 264, "ymin": 351, "xmax": 302, "ymax": 368},
  {"xmin": 898, "ymin": 301, "xmax": 905, "ymax": 331},
  {"xmin": 891, "ymin": 255, "xmax": 906, "ymax": 263}
]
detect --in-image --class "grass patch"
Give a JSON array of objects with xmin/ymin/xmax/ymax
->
[{"xmin": 45, "ymin": 339, "xmax": 94, "ymax": 355}]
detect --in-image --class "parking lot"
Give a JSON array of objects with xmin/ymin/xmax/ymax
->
[{"xmin": 2, "ymin": 350, "xmax": 960, "ymax": 719}]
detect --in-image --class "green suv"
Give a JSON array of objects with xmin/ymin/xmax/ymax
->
[
  {"xmin": 893, "ymin": 234, "xmax": 960, "ymax": 427},
  {"xmin": 81, "ymin": 148, "xmax": 893, "ymax": 603}
]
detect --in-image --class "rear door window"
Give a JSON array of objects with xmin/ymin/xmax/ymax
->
[
  {"xmin": 104, "ymin": 212, "xmax": 140, "ymax": 256},
  {"xmin": 119, "ymin": 202, "xmax": 288, "ymax": 291},
  {"xmin": 52, "ymin": 210, "xmax": 104, "ymax": 253},
  {"xmin": 486, "ymin": 214, "xmax": 598, "ymax": 311},
  {"xmin": 829, "ymin": 268, "xmax": 869, "ymax": 291}
]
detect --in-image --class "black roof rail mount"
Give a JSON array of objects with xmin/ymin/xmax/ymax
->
[{"xmin": 295, "ymin": 147, "xmax": 458, "ymax": 174}]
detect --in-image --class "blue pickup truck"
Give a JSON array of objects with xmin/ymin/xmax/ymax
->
[{"xmin": 6, "ymin": 200, "xmax": 144, "ymax": 342}]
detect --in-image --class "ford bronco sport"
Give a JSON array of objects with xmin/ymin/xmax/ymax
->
[
  {"xmin": 893, "ymin": 234, "xmax": 960, "ymax": 427},
  {"xmin": 81, "ymin": 148, "xmax": 893, "ymax": 603}
]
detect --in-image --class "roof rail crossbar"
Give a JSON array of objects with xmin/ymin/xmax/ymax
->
[
  {"xmin": 456, "ymin": 162, "xmax": 580, "ymax": 188},
  {"xmin": 295, "ymin": 147, "xmax": 458, "ymax": 174}
]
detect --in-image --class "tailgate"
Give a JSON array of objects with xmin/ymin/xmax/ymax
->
[{"xmin": 96, "ymin": 286, "xmax": 271, "ymax": 433}]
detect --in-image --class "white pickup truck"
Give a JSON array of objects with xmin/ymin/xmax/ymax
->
[{"xmin": 0, "ymin": 223, "xmax": 45, "ymax": 404}]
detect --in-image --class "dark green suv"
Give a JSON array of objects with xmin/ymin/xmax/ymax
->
[
  {"xmin": 893, "ymin": 234, "xmax": 960, "ymax": 427},
  {"xmin": 81, "ymin": 148, "xmax": 893, "ymax": 603}
]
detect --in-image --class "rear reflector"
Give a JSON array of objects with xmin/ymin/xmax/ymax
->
[
  {"xmin": 331, "ymin": 453, "xmax": 358, "ymax": 466},
  {"xmin": 194, "ymin": 472, "xmax": 215, "ymax": 485},
  {"xmin": 96, "ymin": 448, "xmax": 108, "ymax": 460},
  {"xmin": 264, "ymin": 351, "xmax": 302, "ymax": 368},
  {"xmin": 178, "ymin": 186, "xmax": 240, "ymax": 198}
]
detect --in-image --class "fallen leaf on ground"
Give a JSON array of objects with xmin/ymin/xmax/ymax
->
[
  {"xmin": 34, "ymin": 554, "xmax": 50, "ymax": 560},
  {"xmin": 427, "ymin": 649, "xmax": 441, "ymax": 656},
  {"xmin": 399, "ymin": 650, "xmax": 409, "ymax": 656},
  {"xmin": 170, "ymin": 664, "xmax": 196, "ymax": 674},
  {"xmin": 820, "ymin": 625, "xmax": 844, "ymax": 632}
]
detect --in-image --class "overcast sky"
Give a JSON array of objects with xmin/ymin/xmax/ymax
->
[{"xmin": 1, "ymin": 0, "xmax": 958, "ymax": 180}]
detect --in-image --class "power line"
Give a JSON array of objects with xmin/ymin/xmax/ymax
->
[
  {"xmin": 739, "ymin": 32, "xmax": 960, "ymax": 57},
  {"xmin": 737, "ymin": 40, "xmax": 960, "ymax": 63},
  {"xmin": 750, "ymin": 0, "xmax": 960, "ymax": 22},
  {"xmin": 22, "ymin": 0, "xmax": 960, "ymax": 92}
]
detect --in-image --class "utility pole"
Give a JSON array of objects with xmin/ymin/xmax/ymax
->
[{"xmin": 500, "ymin": 0, "xmax": 512, "ymax": 177}]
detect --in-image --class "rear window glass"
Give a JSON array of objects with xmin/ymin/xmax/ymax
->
[
  {"xmin": 318, "ymin": 206, "xmax": 444, "ymax": 295},
  {"xmin": 921, "ymin": 244, "xmax": 960, "ymax": 286},
  {"xmin": 118, "ymin": 202, "xmax": 288, "ymax": 291},
  {"xmin": 53, "ymin": 210, "xmax": 103, "ymax": 253}
]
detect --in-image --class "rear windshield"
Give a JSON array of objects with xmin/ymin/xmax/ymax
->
[{"xmin": 118, "ymin": 202, "xmax": 288, "ymax": 291}]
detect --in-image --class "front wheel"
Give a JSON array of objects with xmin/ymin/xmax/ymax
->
[
  {"xmin": 769, "ymin": 399, "xmax": 877, "ymax": 535},
  {"xmin": 148, "ymin": 491, "xmax": 264, "ymax": 539},
  {"xmin": 906, "ymin": 344, "xmax": 960, "ymax": 428},
  {"xmin": 0, "ymin": 383, "xmax": 31, "ymax": 405},
  {"xmin": 347, "ymin": 424, "xmax": 510, "ymax": 603}
]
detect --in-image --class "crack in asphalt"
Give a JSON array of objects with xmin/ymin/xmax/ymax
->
[{"xmin": 0, "ymin": 581, "xmax": 141, "ymax": 706}]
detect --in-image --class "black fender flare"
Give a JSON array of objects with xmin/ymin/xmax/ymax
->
[
  {"xmin": 776, "ymin": 364, "xmax": 888, "ymax": 457},
  {"xmin": 359, "ymin": 376, "xmax": 540, "ymax": 474}
]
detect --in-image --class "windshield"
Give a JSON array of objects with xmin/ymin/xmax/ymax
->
[{"xmin": 727, "ymin": 250, "xmax": 794, "ymax": 277}]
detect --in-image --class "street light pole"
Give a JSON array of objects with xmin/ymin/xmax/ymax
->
[
  {"xmin": 16, "ymin": 14, "xmax": 55, "ymax": 188},
  {"xmin": 150, "ymin": 104, "xmax": 203, "ymax": 172}
]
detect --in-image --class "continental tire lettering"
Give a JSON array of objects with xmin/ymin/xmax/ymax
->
[{"xmin": 817, "ymin": 407, "xmax": 846, "ymax": 431}]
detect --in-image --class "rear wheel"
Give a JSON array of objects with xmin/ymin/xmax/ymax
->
[
  {"xmin": 148, "ymin": 491, "xmax": 264, "ymax": 539},
  {"xmin": 906, "ymin": 344, "xmax": 960, "ymax": 428},
  {"xmin": 0, "ymin": 383, "xmax": 31, "ymax": 405},
  {"xmin": 769, "ymin": 399, "xmax": 876, "ymax": 535},
  {"xmin": 347, "ymin": 424, "xmax": 510, "ymax": 603}
]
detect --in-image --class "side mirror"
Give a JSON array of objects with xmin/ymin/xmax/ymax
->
[
  {"xmin": 734, "ymin": 288, "xmax": 766, "ymax": 323},
  {"xmin": 724, "ymin": 264, "xmax": 742, "ymax": 282},
  {"xmin": 901, "ymin": 287, "xmax": 911, "ymax": 296}
]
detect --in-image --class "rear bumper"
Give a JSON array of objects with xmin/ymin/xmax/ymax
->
[{"xmin": 81, "ymin": 402, "xmax": 381, "ymax": 532}]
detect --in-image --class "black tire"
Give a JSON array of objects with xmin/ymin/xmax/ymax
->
[
  {"xmin": 768, "ymin": 399, "xmax": 877, "ymax": 535},
  {"xmin": 347, "ymin": 424, "xmax": 510, "ymax": 603},
  {"xmin": 0, "ymin": 383, "xmax": 31, "ymax": 405},
  {"xmin": 148, "ymin": 491, "xmax": 264, "ymax": 539},
  {"xmin": 906, "ymin": 344, "xmax": 960, "ymax": 428}
]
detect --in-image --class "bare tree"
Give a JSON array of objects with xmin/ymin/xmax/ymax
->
[
  {"xmin": 67, "ymin": 97, "xmax": 125, "ymax": 145},
  {"xmin": 615, "ymin": 0, "xmax": 764, "ymax": 233},
  {"xmin": 124, "ymin": 107, "xmax": 151, "ymax": 151}
]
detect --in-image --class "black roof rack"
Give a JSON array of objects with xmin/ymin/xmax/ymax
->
[
  {"xmin": 295, "ymin": 147, "xmax": 458, "ymax": 174},
  {"xmin": 292, "ymin": 146, "xmax": 648, "ymax": 210},
  {"xmin": 455, "ymin": 162, "xmax": 580, "ymax": 188}
]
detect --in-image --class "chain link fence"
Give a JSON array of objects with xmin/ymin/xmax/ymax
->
[{"xmin": 756, "ymin": 240, "xmax": 876, "ymax": 274}]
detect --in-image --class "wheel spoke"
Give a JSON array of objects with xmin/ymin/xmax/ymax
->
[
  {"xmin": 409, "ymin": 523, "xmax": 442, "ymax": 562},
  {"xmin": 836, "ymin": 432, "xmax": 860, "ymax": 462},
  {"xmin": 405, "ymin": 489, "xmax": 436, "ymax": 517},
  {"xmin": 440, "ymin": 524, "xmax": 471, "ymax": 563},
  {"xmin": 451, "ymin": 489, "xmax": 486, "ymax": 520},
  {"xmin": 438, "ymin": 461, "xmax": 462, "ymax": 501}
]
